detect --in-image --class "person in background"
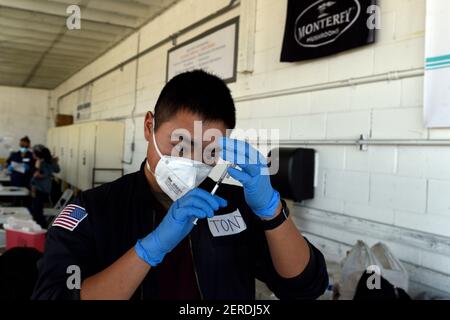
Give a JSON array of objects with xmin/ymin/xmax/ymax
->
[
  {"xmin": 30, "ymin": 145, "xmax": 55, "ymax": 228},
  {"xmin": 51, "ymin": 155, "xmax": 60, "ymax": 174},
  {"xmin": 6, "ymin": 136, "xmax": 35, "ymax": 188}
]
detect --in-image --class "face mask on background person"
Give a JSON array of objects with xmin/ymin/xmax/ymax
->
[
  {"xmin": 20, "ymin": 147, "xmax": 28, "ymax": 153},
  {"xmin": 146, "ymin": 121, "xmax": 214, "ymax": 201}
]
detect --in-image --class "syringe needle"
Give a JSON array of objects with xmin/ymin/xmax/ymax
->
[{"xmin": 192, "ymin": 164, "xmax": 233, "ymax": 225}]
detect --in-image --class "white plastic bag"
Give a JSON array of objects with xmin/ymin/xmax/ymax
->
[
  {"xmin": 338, "ymin": 240, "xmax": 379, "ymax": 300},
  {"xmin": 338, "ymin": 240, "xmax": 409, "ymax": 299},
  {"xmin": 370, "ymin": 242, "xmax": 409, "ymax": 292},
  {"xmin": 4, "ymin": 216, "xmax": 42, "ymax": 233}
]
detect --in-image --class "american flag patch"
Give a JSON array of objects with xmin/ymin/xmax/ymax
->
[{"xmin": 52, "ymin": 204, "xmax": 87, "ymax": 231}]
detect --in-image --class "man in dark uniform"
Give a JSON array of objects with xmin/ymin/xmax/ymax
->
[
  {"xmin": 6, "ymin": 136, "xmax": 34, "ymax": 188},
  {"xmin": 32, "ymin": 70, "xmax": 328, "ymax": 300}
]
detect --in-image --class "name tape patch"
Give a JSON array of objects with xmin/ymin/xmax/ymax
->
[{"xmin": 207, "ymin": 209, "xmax": 247, "ymax": 237}]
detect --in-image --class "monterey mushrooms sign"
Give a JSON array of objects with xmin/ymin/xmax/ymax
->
[{"xmin": 280, "ymin": 0, "xmax": 377, "ymax": 62}]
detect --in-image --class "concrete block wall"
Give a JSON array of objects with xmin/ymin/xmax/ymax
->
[
  {"xmin": 0, "ymin": 85, "xmax": 50, "ymax": 159},
  {"xmin": 48, "ymin": 0, "xmax": 450, "ymax": 294}
]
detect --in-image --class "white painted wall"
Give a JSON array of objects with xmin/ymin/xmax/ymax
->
[
  {"xmin": 0, "ymin": 85, "xmax": 50, "ymax": 159},
  {"xmin": 49, "ymin": 0, "xmax": 450, "ymax": 295}
]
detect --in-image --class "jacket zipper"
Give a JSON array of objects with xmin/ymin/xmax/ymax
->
[{"xmin": 189, "ymin": 234, "xmax": 204, "ymax": 300}]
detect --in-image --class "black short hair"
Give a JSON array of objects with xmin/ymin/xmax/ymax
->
[
  {"xmin": 20, "ymin": 136, "xmax": 30, "ymax": 144},
  {"xmin": 33, "ymin": 144, "xmax": 52, "ymax": 163},
  {"xmin": 154, "ymin": 70, "xmax": 236, "ymax": 130}
]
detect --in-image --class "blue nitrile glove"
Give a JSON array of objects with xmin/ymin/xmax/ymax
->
[
  {"xmin": 7, "ymin": 164, "xmax": 13, "ymax": 173},
  {"xmin": 24, "ymin": 163, "xmax": 29, "ymax": 172},
  {"xmin": 135, "ymin": 188, "xmax": 227, "ymax": 266},
  {"xmin": 220, "ymin": 137, "xmax": 280, "ymax": 219}
]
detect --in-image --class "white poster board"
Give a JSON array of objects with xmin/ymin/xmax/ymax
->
[
  {"xmin": 167, "ymin": 18, "xmax": 239, "ymax": 83},
  {"xmin": 424, "ymin": 0, "xmax": 450, "ymax": 128}
]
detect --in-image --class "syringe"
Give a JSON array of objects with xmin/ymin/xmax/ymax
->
[{"xmin": 192, "ymin": 163, "xmax": 234, "ymax": 225}]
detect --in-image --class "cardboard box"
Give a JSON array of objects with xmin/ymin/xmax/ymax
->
[{"xmin": 55, "ymin": 114, "xmax": 73, "ymax": 127}]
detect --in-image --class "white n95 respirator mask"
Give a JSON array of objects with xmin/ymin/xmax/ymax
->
[{"xmin": 146, "ymin": 123, "xmax": 213, "ymax": 201}]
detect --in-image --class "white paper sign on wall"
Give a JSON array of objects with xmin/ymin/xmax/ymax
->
[
  {"xmin": 166, "ymin": 18, "xmax": 239, "ymax": 83},
  {"xmin": 424, "ymin": 0, "xmax": 450, "ymax": 128}
]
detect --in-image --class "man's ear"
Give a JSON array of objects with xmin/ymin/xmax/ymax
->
[{"xmin": 144, "ymin": 111, "xmax": 154, "ymax": 142}]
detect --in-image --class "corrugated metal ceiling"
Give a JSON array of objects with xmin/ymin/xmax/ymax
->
[{"xmin": 0, "ymin": 0, "xmax": 178, "ymax": 89}]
